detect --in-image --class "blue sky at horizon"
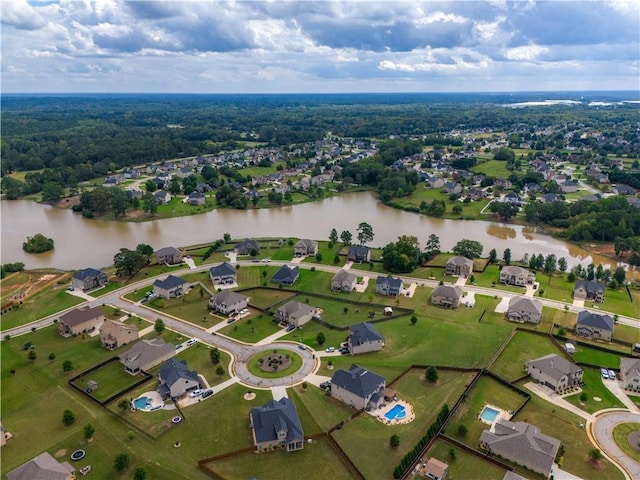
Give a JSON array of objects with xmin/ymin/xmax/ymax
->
[{"xmin": 2, "ymin": 0, "xmax": 639, "ymax": 93}]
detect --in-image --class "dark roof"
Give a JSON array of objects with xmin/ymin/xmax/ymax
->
[
  {"xmin": 331, "ymin": 364, "xmax": 385, "ymax": 399},
  {"xmin": 250, "ymin": 398, "xmax": 304, "ymax": 445},
  {"xmin": 159, "ymin": 358, "xmax": 198, "ymax": 389},
  {"xmin": 72, "ymin": 267, "xmax": 105, "ymax": 280},
  {"xmin": 574, "ymin": 280, "xmax": 605, "ymax": 294},
  {"xmin": 209, "ymin": 262, "xmax": 236, "ymax": 277},
  {"xmin": 210, "ymin": 289, "xmax": 248, "ymax": 307},
  {"xmin": 153, "ymin": 274, "xmax": 187, "ymax": 290},
  {"xmin": 576, "ymin": 310, "xmax": 614, "ymax": 332},
  {"xmin": 59, "ymin": 306, "xmax": 103, "ymax": 327},
  {"xmin": 235, "ymin": 238, "xmax": 260, "ymax": 251},
  {"xmin": 155, "ymin": 246, "xmax": 180, "ymax": 257},
  {"xmin": 375, "ymin": 276, "xmax": 403, "ymax": 290},
  {"xmin": 272, "ymin": 265, "xmax": 299, "ymax": 283},
  {"xmin": 431, "ymin": 284, "xmax": 463, "ymax": 299},
  {"xmin": 349, "ymin": 323, "xmax": 384, "ymax": 345},
  {"xmin": 526, "ymin": 354, "xmax": 582, "ymax": 381},
  {"xmin": 276, "ymin": 301, "xmax": 314, "ymax": 317},
  {"xmin": 348, "ymin": 245, "xmax": 370, "ymax": 257},
  {"xmin": 447, "ymin": 256, "xmax": 473, "ymax": 267}
]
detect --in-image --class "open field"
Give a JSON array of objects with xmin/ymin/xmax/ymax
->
[
  {"xmin": 471, "ymin": 159, "xmax": 512, "ymax": 178},
  {"xmin": 288, "ymin": 384, "xmax": 353, "ymax": 434},
  {"xmin": 241, "ymin": 287, "xmax": 297, "ymax": 309},
  {"xmin": 426, "ymin": 439, "xmax": 508, "ymax": 480},
  {"xmin": 71, "ymin": 360, "xmax": 142, "ymax": 402},
  {"xmin": 333, "ymin": 369, "xmax": 474, "ymax": 480},
  {"xmin": 490, "ymin": 331, "xmax": 561, "ymax": 381},
  {"xmin": 217, "ymin": 311, "xmax": 283, "ymax": 343}
]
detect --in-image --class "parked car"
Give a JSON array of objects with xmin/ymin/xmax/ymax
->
[
  {"xmin": 241, "ymin": 308, "xmax": 249, "ymax": 314},
  {"xmin": 608, "ymin": 370, "xmax": 616, "ymax": 380},
  {"xmin": 252, "ymin": 259, "xmax": 260, "ymax": 263},
  {"xmin": 325, "ymin": 347, "xmax": 335, "ymax": 353},
  {"xmin": 175, "ymin": 344, "xmax": 183, "ymax": 350},
  {"xmin": 67, "ymin": 286, "xmax": 75, "ymax": 291},
  {"xmin": 262, "ymin": 258, "xmax": 271, "ymax": 263},
  {"xmin": 600, "ymin": 368, "xmax": 609, "ymax": 379},
  {"xmin": 226, "ymin": 317, "xmax": 236, "ymax": 324},
  {"xmin": 189, "ymin": 389, "xmax": 203, "ymax": 398},
  {"xmin": 201, "ymin": 390, "xmax": 213, "ymax": 399},
  {"xmin": 286, "ymin": 324, "xmax": 296, "ymax": 332},
  {"xmin": 186, "ymin": 338, "xmax": 197, "ymax": 346},
  {"xmin": 319, "ymin": 381, "xmax": 331, "ymax": 389},
  {"xmin": 368, "ymin": 311, "xmax": 375, "ymax": 318},
  {"xmin": 298, "ymin": 344, "xmax": 307, "ymax": 350}
]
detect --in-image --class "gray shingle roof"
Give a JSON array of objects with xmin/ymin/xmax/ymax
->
[
  {"xmin": 250, "ymin": 398, "xmax": 304, "ymax": 445},
  {"xmin": 375, "ymin": 276, "xmax": 403, "ymax": 291},
  {"xmin": 209, "ymin": 262, "xmax": 236, "ymax": 277},
  {"xmin": 72, "ymin": 267, "xmax": 104, "ymax": 280},
  {"xmin": 272, "ymin": 265, "xmax": 299, "ymax": 283},
  {"xmin": 526, "ymin": 354, "xmax": 582, "ymax": 381},
  {"xmin": 574, "ymin": 280, "xmax": 605, "ymax": 294},
  {"xmin": 153, "ymin": 274, "xmax": 187, "ymax": 290},
  {"xmin": 6, "ymin": 452, "xmax": 74, "ymax": 480},
  {"xmin": 447, "ymin": 256, "xmax": 473, "ymax": 268},
  {"xmin": 210, "ymin": 289, "xmax": 248, "ymax": 307},
  {"xmin": 576, "ymin": 310, "xmax": 614, "ymax": 332},
  {"xmin": 508, "ymin": 296, "xmax": 543, "ymax": 315},
  {"xmin": 59, "ymin": 306, "xmax": 103, "ymax": 327},
  {"xmin": 431, "ymin": 284, "xmax": 463, "ymax": 299},
  {"xmin": 332, "ymin": 269, "xmax": 357, "ymax": 284},
  {"xmin": 349, "ymin": 323, "xmax": 384, "ymax": 345},
  {"xmin": 155, "ymin": 246, "xmax": 181, "ymax": 257},
  {"xmin": 331, "ymin": 364, "xmax": 385, "ymax": 399},
  {"xmin": 276, "ymin": 301, "xmax": 314, "ymax": 317},
  {"xmin": 159, "ymin": 358, "xmax": 198, "ymax": 389}
]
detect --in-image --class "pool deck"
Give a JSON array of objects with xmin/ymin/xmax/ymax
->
[
  {"xmin": 478, "ymin": 403, "xmax": 512, "ymax": 431},
  {"xmin": 133, "ymin": 391, "xmax": 164, "ymax": 412},
  {"xmin": 371, "ymin": 399, "xmax": 415, "ymax": 425}
]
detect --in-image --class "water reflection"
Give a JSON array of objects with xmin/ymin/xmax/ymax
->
[{"xmin": 486, "ymin": 224, "xmax": 516, "ymax": 240}]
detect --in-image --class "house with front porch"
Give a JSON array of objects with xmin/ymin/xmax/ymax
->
[
  {"xmin": 155, "ymin": 246, "xmax": 182, "ymax": 265},
  {"xmin": 250, "ymin": 398, "xmax": 304, "ymax": 452},
  {"xmin": 71, "ymin": 267, "xmax": 108, "ymax": 291},
  {"xmin": 208, "ymin": 290, "xmax": 249, "ymax": 314},
  {"xmin": 271, "ymin": 265, "xmax": 299, "ymax": 286},
  {"xmin": 526, "ymin": 354, "xmax": 583, "ymax": 392},
  {"xmin": 274, "ymin": 301, "xmax": 316, "ymax": 327},
  {"xmin": 99, "ymin": 319, "xmax": 138, "ymax": 350},
  {"xmin": 573, "ymin": 280, "xmax": 605, "ymax": 303},
  {"xmin": 375, "ymin": 276, "xmax": 403, "ymax": 296},
  {"xmin": 445, "ymin": 256, "xmax": 473, "ymax": 277},
  {"xmin": 209, "ymin": 262, "xmax": 237, "ymax": 286},
  {"xmin": 153, "ymin": 275, "xmax": 188, "ymax": 299},
  {"xmin": 331, "ymin": 364, "xmax": 386, "ymax": 410},
  {"xmin": 331, "ymin": 270, "xmax": 357, "ymax": 292},
  {"xmin": 294, "ymin": 239, "xmax": 318, "ymax": 256},
  {"xmin": 58, "ymin": 306, "xmax": 105, "ymax": 337},
  {"xmin": 347, "ymin": 245, "xmax": 370, "ymax": 263},
  {"xmin": 499, "ymin": 266, "xmax": 535, "ymax": 286},
  {"xmin": 507, "ymin": 296, "xmax": 543, "ymax": 324},
  {"xmin": 431, "ymin": 285, "xmax": 463, "ymax": 308},
  {"xmin": 575, "ymin": 310, "xmax": 614, "ymax": 341}
]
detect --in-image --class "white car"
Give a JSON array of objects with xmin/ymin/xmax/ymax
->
[
  {"xmin": 241, "ymin": 308, "xmax": 249, "ymax": 314},
  {"xmin": 325, "ymin": 347, "xmax": 335, "ymax": 353},
  {"xmin": 186, "ymin": 338, "xmax": 197, "ymax": 346},
  {"xmin": 261, "ymin": 258, "xmax": 271, "ymax": 263},
  {"xmin": 189, "ymin": 389, "xmax": 203, "ymax": 398}
]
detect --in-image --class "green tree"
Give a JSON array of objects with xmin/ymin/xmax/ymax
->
[
  {"xmin": 425, "ymin": 234, "xmax": 440, "ymax": 254},
  {"xmin": 329, "ymin": 228, "xmax": 338, "ymax": 244},
  {"xmin": 48, "ymin": 352, "xmax": 56, "ymax": 360},
  {"xmin": 588, "ymin": 448, "xmax": 603, "ymax": 463},
  {"xmin": 410, "ymin": 315, "xmax": 417, "ymax": 325},
  {"xmin": 316, "ymin": 332, "xmax": 326, "ymax": 346},
  {"xmin": 27, "ymin": 349, "xmax": 37, "ymax": 361},
  {"xmin": 136, "ymin": 243, "xmax": 154, "ymax": 256},
  {"xmin": 142, "ymin": 192, "xmax": 157, "ymax": 215},
  {"xmin": 109, "ymin": 187, "xmax": 128, "ymax": 217},
  {"xmin": 558, "ymin": 257, "xmax": 568, "ymax": 273},
  {"xmin": 114, "ymin": 453, "xmax": 130, "ymax": 472},
  {"xmin": 62, "ymin": 409, "xmax": 75, "ymax": 426},
  {"xmin": 580, "ymin": 392, "xmax": 588, "ymax": 402},
  {"xmin": 144, "ymin": 179, "xmax": 157, "ymax": 192},
  {"xmin": 425, "ymin": 366, "xmax": 439, "ymax": 383},
  {"xmin": 113, "ymin": 248, "xmax": 148, "ymax": 277},
  {"xmin": 169, "ymin": 178, "xmax": 182, "ymax": 195},
  {"xmin": 62, "ymin": 360, "xmax": 73, "ymax": 372},
  {"xmin": 448, "ymin": 448, "xmax": 457, "ymax": 460},
  {"xmin": 210, "ymin": 347, "xmax": 221, "ymax": 364},
  {"xmin": 613, "ymin": 266, "xmax": 626, "ymax": 284},
  {"xmin": 340, "ymin": 230, "xmax": 352, "ymax": 245},
  {"xmin": 544, "ymin": 254, "xmax": 557, "ymax": 274},
  {"xmin": 503, "ymin": 248, "xmax": 511, "ymax": 265},
  {"xmin": 356, "ymin": 222, "xmax": 374, "ymax": 246},
  {"xmin": 493, "ymin": 147, "xmax": 515, "ymax": 162},
  {"xmin": 118, "ymin": 399, "xmax": 130, "ymax": 411},
  {"xmin": 22, "ymin": 233, "xmax": 54, "ymax": 253},
  {"xmin": 382, "ymin": 235, "xmax": 421, "ymax": 273},
  {"xmin": 154, "ymin": 319, "xmax": 165, "ymax": 334},
  {"xmin": 488, "ymin": 248, "xmax": 497, "ymax": 263},
  {"xmin": 133, "ymin": 466, "xmax": 147, "ymax": 480},
  {"xmin": 84, "ymin": 423, "xmax": 95, "ymax": 440},
  {"xmin": 457, "ymin": 424, "xmax": 468, "ymax": 437},
  {"xmin": 216, "ymin": 365, "xmax": 225, "ymax": 376},
  {"xmin": 389, "ymin": 434, "xmax": 400, "ymax": 448},
  {"xmin": 452, "ymin": 239, "xmax": 483, "ymax": 259},
  {"xmin": 315, "ymin": 252, "xmax": 323, "ymax": 262},
  {"xmin": 41, "ymin": 181, "xmax": 65, "ymax": 202}
]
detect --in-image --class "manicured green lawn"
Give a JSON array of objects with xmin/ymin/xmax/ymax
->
[
  {"xmin": 218, "ymin": 312, "xmax": 282, "ymax": 343},
  {"xmin": 427, "ymin": 439, "xmax": 508, "ymax": 480},
  {"xmin": 491, "ymin": 331, "xmax": 560, "ymax": 381},
  {"xmin": 205, "ymin": 436, "xmax": 355, "ymax": 480},
  {"xmin": 1, "ymin": 287, "xmax": 85, "ymax": 331},
  {"xmin": 514, "ymin": 392, "xmax": 624, "ymax": 480},
  {"xmin": 534, "ymin": 273, "xmax": 575, "ymax": 303},
  {"xmin": 147, "ymin": 287, "xmax": 212, "ymax": 326},
  {"xmin": 612, "ymin": 423, "xmax": 640, "ymax": 462},
  {"xmin": 246, "ymin": 350, "xmax": 303, "ymax": 379},
  {"xmin": 240, "ymin": 287, "xmax": 297, "ymax": 309},
  {"xmin": 563, "ymin": 368, "xmax": 625, "ymax": 413},
  {"xmin": 87, "ymin": 280, "xmax": 125, "ymax": 298},
  {"xmin": 71, "ymin": 360, "xmax": 142, "ymax": 402},
  {"xmin": 288, "ymin": 384, "xmax": 353, "ymax": 434},
  {"xmin": 445, "ymin": 375, "xmax": 528, "ymax": 449},
  {"xmin": 333, "ymin": 369, "xmax": 473, "ymax": 480},
  {"xmin": 570, "ymin": 344, "xmax": 622, "ymax": 369},
  {"xmin": 124, "ymin": 285, "xmax": 153, "ymax": 302},
  {"xmin": 472, "ymin": 264, "xmax": 526, "ymax": 293},
  {"xmin": 628, "ymin": 395, "xmax": 640, "ymax": 409},
  {"xmin": 472, "ymin": 159, "xmax": 512, "ymax": 178},
  {"xmin": 173, "ymin": 342, "xmax": 232, "ymax": 388}
]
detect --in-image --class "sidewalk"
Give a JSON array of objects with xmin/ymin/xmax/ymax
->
[{"xmin": 524, "ymin": 382, "xmax": 595, "ymax": 422}]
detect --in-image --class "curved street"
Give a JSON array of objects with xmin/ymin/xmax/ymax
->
[{"xmin": 592, "ymin": 412, "xmax": 640, "ymax": 480}]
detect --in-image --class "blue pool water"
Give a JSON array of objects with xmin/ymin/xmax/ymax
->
[
  {"xmin": 480, "ymin": 406, "xmax": 500, "ymax": 423},
  {"xmin": 133, "ymin": 397, "xmax": 150, "ymax": 409},
  {"xmin": 384, "ymin": 404, "xmax": 406, "ymax": 421}
]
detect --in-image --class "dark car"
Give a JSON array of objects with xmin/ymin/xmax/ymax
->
[
  {"xmin": 368, "ymin": 312, "xmax": 375, "ymax": 318},
  {"xmin": 226, "ymin": 317, "xmax": 236, "ymax": 324},
  {"xmin": 201, "ymin": 390, "xmax": 213, "ymax": 399},
  {"xmin": 286, "ymin": 324, "xmax": 296, "ymax": 332}
]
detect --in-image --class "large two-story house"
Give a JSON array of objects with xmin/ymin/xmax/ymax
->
[
  {"xmin": 431, "ymin": 285, "xmax": 463, "ymax": 308},
  {"xmin": 274, "ymin": 301, "xmax": 316, "ymax": 327},
  {"xmin": 331, "ymin": 270, "xmax": 357, "ymax": 292},
  {"xmin": 331, "ymin": 364, "xmax": 386, "ymax": 410},
  {"xmin": 375, "ymin": 276, "xmax": 403, "ymax": 296},
  {"xmin": 573, "ymin": 280, "xmax": 605, "ymax": 303},
  {"xmin": 209, "ymin": 262, "xmax": 237, "ymax": 286},
  {"xmin": 507, "ymin": 296, "xmax": 543, "ymax": 324},
  {"xmin": 99, "ymin": 319, "xmax": 138, "ymax": 350},
  {"xmin": 58, "ymin": 306, "xmax": 105, "ymax": 337},
  {"xmin": 575, "ymin": 310, "xmax": 614, "ymax": 341},
  {"xmin": 250, "ymin": 398, "xmax": 304, "ymax": 452},
  {"xmin": 153, "ymin": 275, "xmax": 188, "ymax": 299},
  {"xmin": 526, "ymin": 354, "xmax": 583, "ymax": 392},
  {"xmin": 499, "ymin": 266, "xmax": 535, "ymax": 286},
  {"xmin": 348, "ymin": 323, "xmax": 384, "ymax": 354},
  {"xmin": 445, "ymin": 256, "xmax": 473, "ymax": 277},
  {"xmin": 294, "ymin": 239, "xmax": 318, "ymax": 257},
  {"xmin": 71, "ymin": 268, "xmax": 108, "ymax": 292},
  {"xmin": 208, "ymin": 290, "xmax": 249, "ymax": 315}
]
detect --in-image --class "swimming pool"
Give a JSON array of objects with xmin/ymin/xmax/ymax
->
[
  {"xmin": 384, "ymin": 404, "xmax": 407, "ymax": 421},
  {"xmin": 479, "ymin": 406, "xmax": 500, "ymax": 423},
  {"xmin": 133, "ymin": 397, "xmax": 150, "ymax": 410}
]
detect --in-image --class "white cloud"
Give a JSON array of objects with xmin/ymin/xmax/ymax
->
[
  {"xmin": 1, "ymin": 0, "xmax": 46, "ymax": 30},
  {"xmin": 504, "ymin": 44, "xmax": 548, "ymax": 61},
  {"xmin": 415, "ymin": 12, "xmax": 467, "ymax": 25}
]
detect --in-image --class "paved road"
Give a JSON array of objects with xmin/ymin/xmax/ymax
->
[{"xmin": 592, "ymin": 412, "xmax": 640, "ymax": 480}]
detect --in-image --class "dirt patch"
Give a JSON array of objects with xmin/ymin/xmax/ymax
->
[
  {"xmin": 243, "ymin": 392, "xmax": 256, "ymax": 401},
  {"xmin": 51, "ymin": 196, "xmax": 80, "ymax": 209},
  {"xmin": 54, "ymin": 449, "xmax": 67, "ymax": 458},
  {"xmin": 628, "ymin": 431, "xmax": 640, "ymax": 452},
  {"xmin": 38, "ymin": 274, "xmax": 56, "ymax": 281}
]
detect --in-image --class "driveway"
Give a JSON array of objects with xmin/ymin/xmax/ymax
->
[
  {"xmin": 603, "ymin": 380, "xmax": 640, "ymax": 413},
  {"xmin": 592, "ymin": 412, "xmax": 640, "ymax": 480}
]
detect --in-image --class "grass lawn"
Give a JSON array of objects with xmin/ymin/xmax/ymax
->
[
  {"xmin": 426, "ymin": 439, "xmax": 508, "ymax": 480},
  {"xmin": 472, "ymin": 159, "xmax": 512, "ymax": 178},
  {"xmin": 628, "ymin": 395, "xmax": 640, "ymax": 409},
  {"xmin": 288, "ymin": 384, "xmax": 354, "ymax": 434},
  {"xmin": 71, "ymin": 360, "xmax": 142, "ymax": 403},
  {"xmin": 1, "ymin": 287, "xmax": 85, "ymax": 331},
  {"xmin": 333, "ymin": 369, "xmax": 473, "ymax": 480},
  {"xmin": 240, "ymin": 287, "xmax": 297, "ymax": 309},
  {"xmin": 472, "ymin": 264, "xmax": 526, "ymax": 293},
  {"xmin": 124, "ymin": 285, "xmax": 154, "ymax": 302},
  {"xmin": 246, "ymin": 350, "xmax": 303, "ymax": 379},
  {"xmin": 569, "ymin": 343, "xmax": 623, "ymax": 369},
  {"xmin": 217, "ymin": 311, "xmax": 282, "ymax": 343},
  {"xmin": 147, "ymin": 287, "xmax": 212, "ymax": 327},
  {"xmin": 86, "ymin": 280, "xmax": 125, "ymax": 298},
  {"xmin": 563, "ymin": 368, "xmax": 625, "ymax": 413},
  {"xmin": 0, "ymin": 271, "xmax": 32, "ymax": 303},
  {"xmin": 173, "ymin": 342, "xmax": 232, "ymax": 388},
  {"xmin": 206, "ymin": 436, "xmax": 354, "ymax": 480},
  {"xmin": 445, "ymin": 375, "xmax": 528, "ymax": 449},
  {"xmin": 491, "ymin": 331, "xmax": 561, "ymax": 381},
  {"xmin": 513, "ymin": 392, "xmax": 624, "ymax": 480},
  {"xmin": 592, "ymin": 287, "xmax": 640, "ymax": 318},
  {"xmin": 534, "ymin": 274, "xmax": 575, "ymax": 303},
  {"xmin": 612, "ymin": 423, "xmax": 640, "ymax": 462},
  {"xmin": 301, "ymin": 241, "xmax": 347, "ymax": 267}
]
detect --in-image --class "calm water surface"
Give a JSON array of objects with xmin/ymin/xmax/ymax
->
[{"xmin": 0, "ymin": 192, "xmax": 614, "ymax": 270}]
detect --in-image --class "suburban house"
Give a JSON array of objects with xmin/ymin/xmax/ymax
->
[
  {"xmin": 479, "ymin": 420, "xmax": 560, "ymax": 478},
  {"xmin": 499, "ymin": 266, "xmax": 535, "ymax": 286},
  {"xmin": 294, "ymin": 239, "xmax": 318, "ymax": 256},
  {"xmin": 58, "ymin": 306, "xmax": 105, "ymax": 337},
  {"xmin": 234, "ymin": 238, "xmax": 260, "ymax": 255},
  {"xmin": 6, "ymin": 451, "xmax": 74, "ymax": 480},
  {"xmin": 153, "ymin": 275, "xmax": 188, "ymax": 299},
  {"xmin": 71, "ymin": 267, "xmax": 108, "ymax": 291},
  {"xmin": 208, "ymin": 290, "xmax": 249, "ymax": 314},
  {"xmin": 120, "ymin": 338, "xmax": 175, "ymax": 375},
  {"xmin": 620, "ymin": 357, "xmax": 640, "ymax": 392},
  {"xmin": 431, "ymin": 285, "xmax": 463, "ymax": 308},
  {"xmin": 271, "ymin": 265, "xmax": 299, "ymax": 286},
  {"xmin": 507, "ymin": 296, "xmax": 543, "ymax": 324},
  {"xmin": 442, "ymin": 181, "xmax": 462, "ymax": 195},
  {"xmin": 155, "ymin": 246, "xmax": 183, "ymax": 265},
  {"xmin": 423, "ymin": 458, "xmax": 449, "ymax": 480},
  {"xmin": 187, "ymin": 191, "xmax": 206, "ymax": 206},
  {"xmin": 153, "ymin": 190, "xmax": 171, "ymax": 205},
  {"xmin": 445, "ymin": 256, "xmax": 474, "ymax": 277},
  {"xmin": 575, "ymin": 310, "xmax": 614, "ymax": 341},
  {"xmin": 274, "ymin": 301, "xmax": 316, "ymax": 327},
  {"xmin": 250, "ymin": 398, "xmax": 304, "ymax": 452},
  {"xmin": 331, "ymin": 364, "xmax": 386, "ymax": 410},
  {"xmin": 331, "ymin": 269, "xmax": 357, "ymax": 292},
  {"xmin": 526, "ymin": 354, "xmax": 583, "ymax": 392},
  {"xmin": 375, "ymin": 276, "xmax": 404, "ymax": 296},
  {"xmin": 157, "ymin": 358, "xmax": 201, "ymax": 399},
  {"xmin": 348, "ymin": 322, "xmax": 384, "ymax": 354},
  {"xmin": 209, "ymin": 262, "xmax": 237, "ymax": 286},
  {"xmin": 573, "ymin": 280, "xmax": 605, "ymax": 303},
  {"xmin": 99, "ymin": 319, "xmax": 138, "ymax": 350},
  {"xmin": 347, "ymin": 245, "xmax": 371, "ymax": 263}
]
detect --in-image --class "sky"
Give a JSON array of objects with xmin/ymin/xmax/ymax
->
[{"xmin": 1, "ymin": 0, "xmax": 639, "ymax": 93}]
